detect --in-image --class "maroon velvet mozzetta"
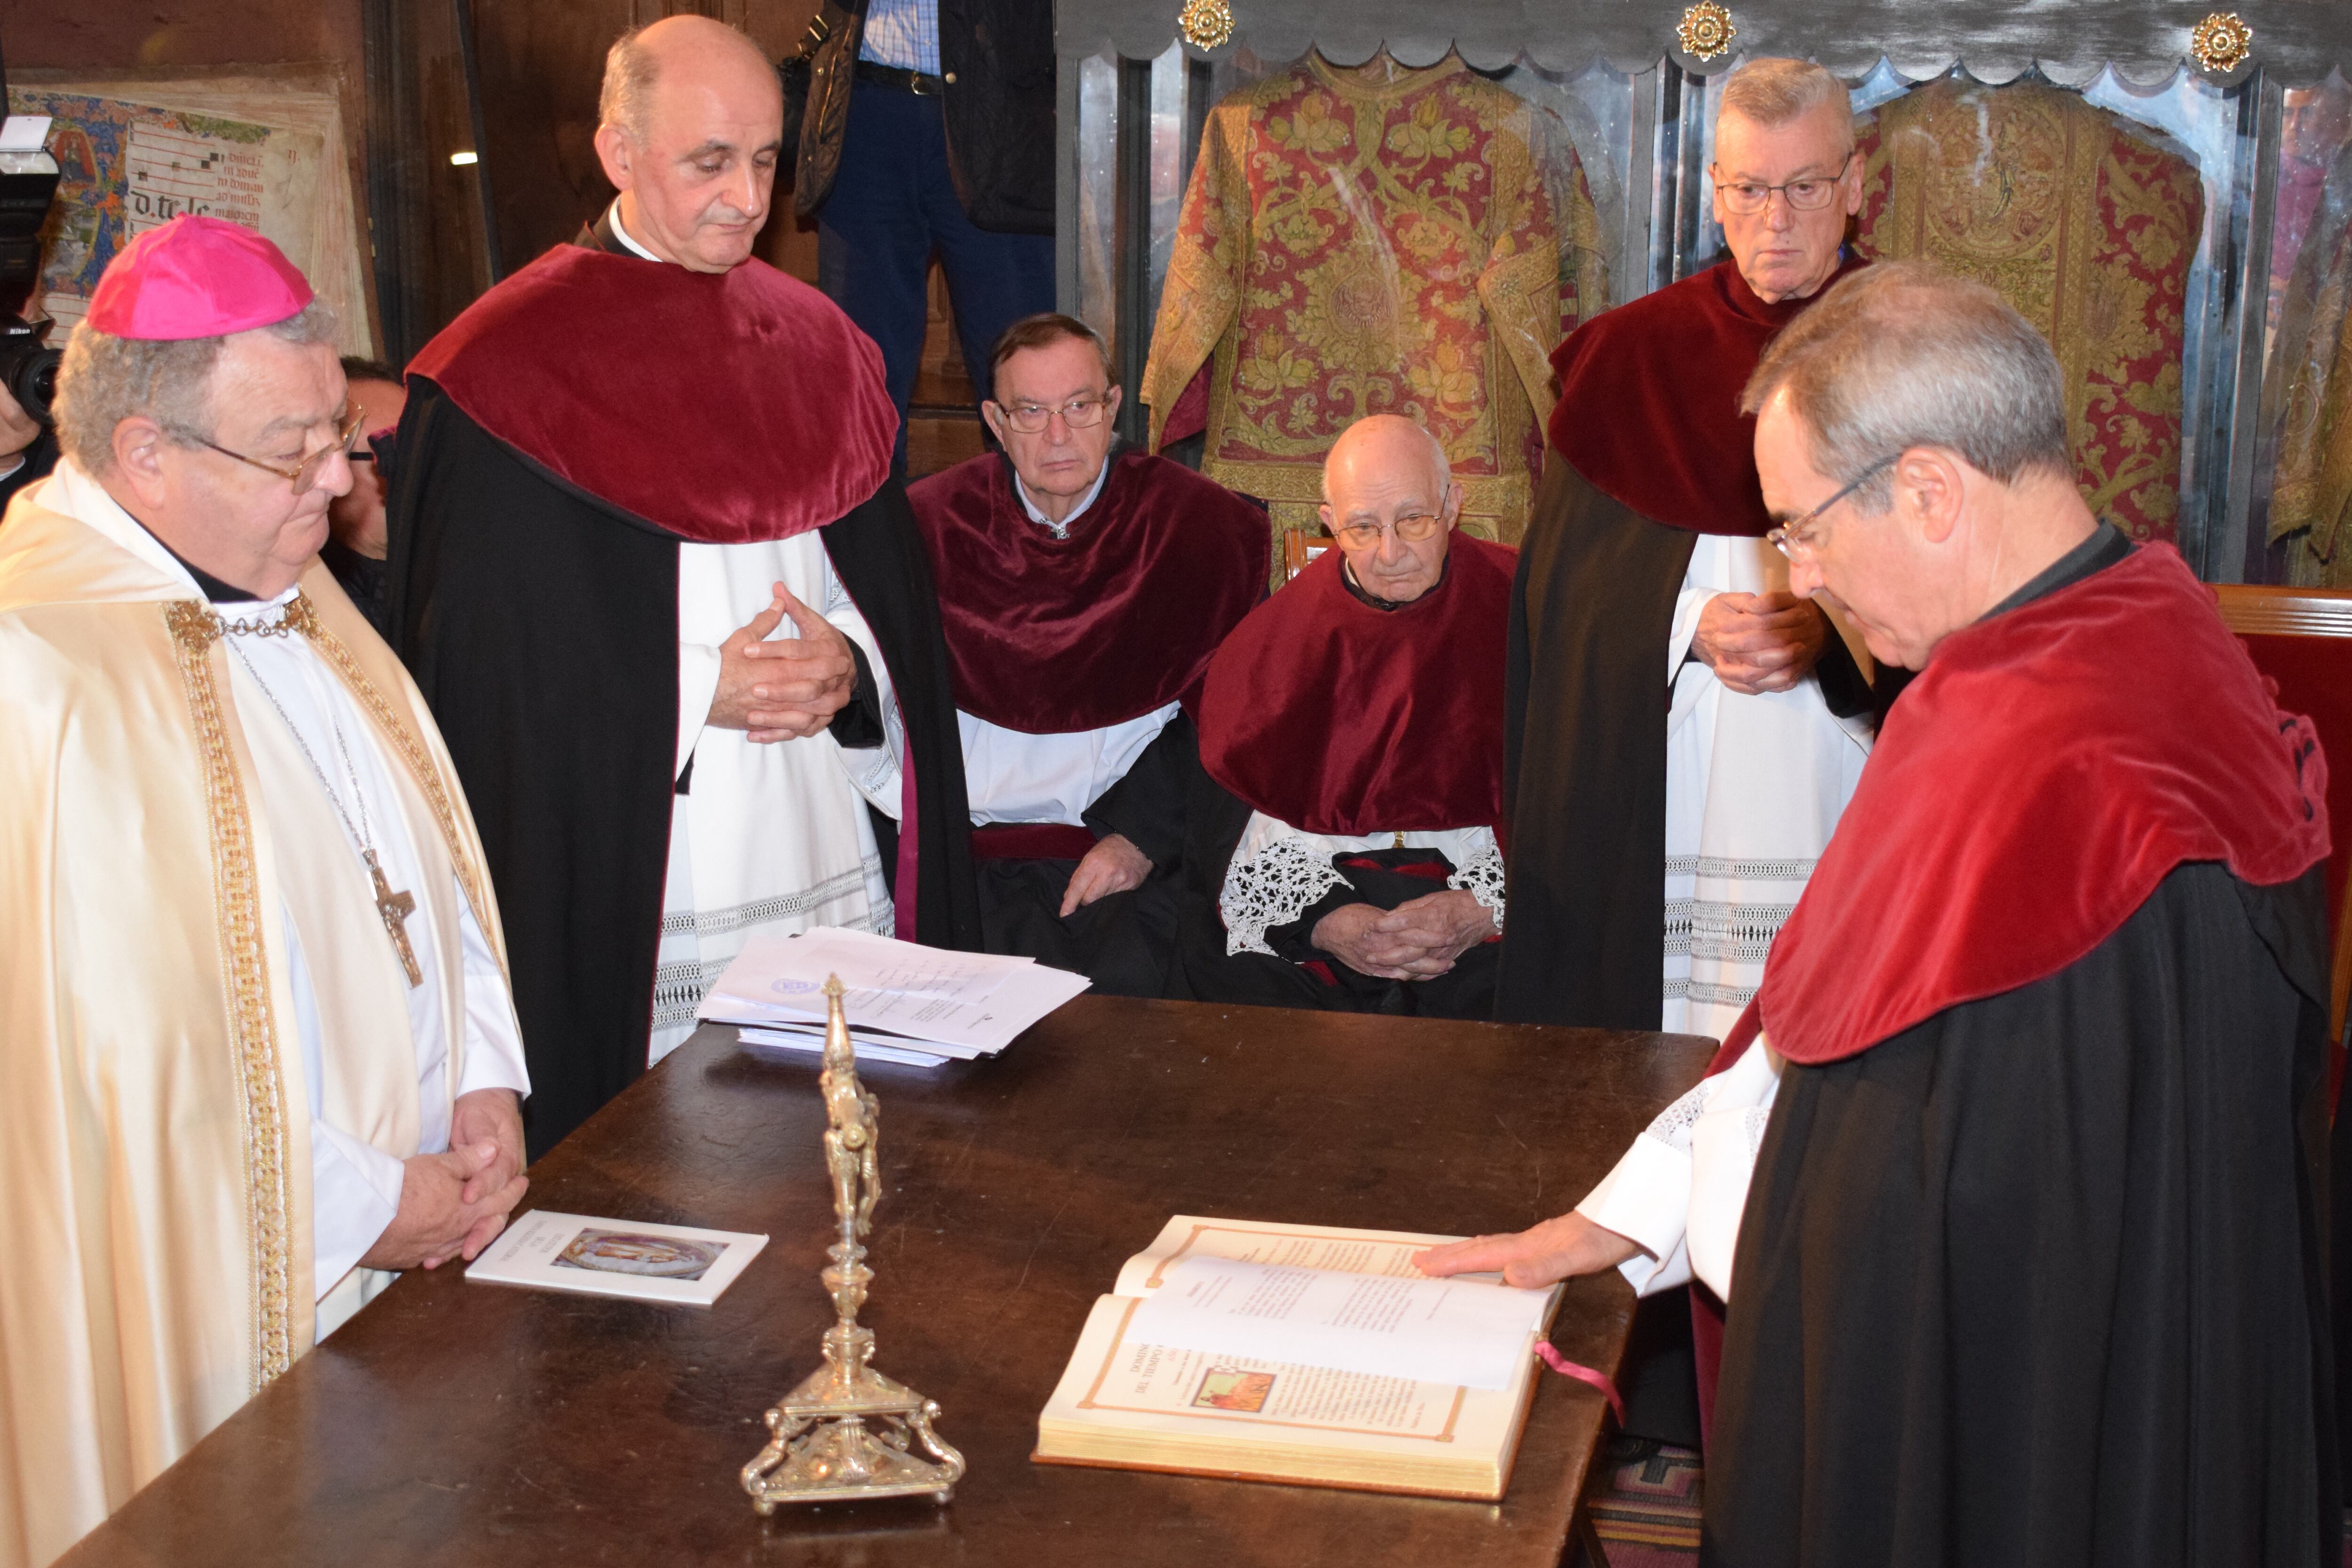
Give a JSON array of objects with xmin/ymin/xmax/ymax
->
[
  {"xmin": 1716, "ymin": 544, "xmax": 2328, "ymax": 1069},
  {"xmin": 406, "ymin": 245, "xmax": 896, "ymax": 543},
  {"xmin": 907, "ymin": 447, "xmax": 1269, "ymax": 733},
  {"xmin": 1197, "ymin": 537, "xmax": 1514, "ymax": 836},
  {"xmin": 1548, "ymin": 254, "xmax": 1868, "ymax": 535}
]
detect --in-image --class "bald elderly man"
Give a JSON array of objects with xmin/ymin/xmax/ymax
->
[
  {"xmin": 1167, "ymin": 415, "xmax": 1512, "ymax": 1018},
  {"xmin": 389, "ymin": 16, "xmax": 976, "ymax": 1156}
]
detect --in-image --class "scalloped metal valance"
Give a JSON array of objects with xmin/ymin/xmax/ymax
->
[{"xmin": 1057, "ymin": 0, "xmax": 2349, "ymax": 88}]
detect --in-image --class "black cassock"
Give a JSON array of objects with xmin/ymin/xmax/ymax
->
[
  {"xmin": 1709, "ymin": 863, "xmax": 2339, "ymax": 1567},
  {"xmin": 1703, "ymin": 535, "xmax": 2339, "ymax": 1566},
  {"xmin": 388, "ymin": 219, "xmax": 977, "ymax": 1158}
]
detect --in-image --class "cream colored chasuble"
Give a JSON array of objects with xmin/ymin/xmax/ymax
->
[{"xmin": 0, "ymin": 463, "xmax": 523, "ymax": 1568}]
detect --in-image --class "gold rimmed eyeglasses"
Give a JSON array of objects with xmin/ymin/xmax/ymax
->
[
  {"xmin": 192, "ymin": 407, "xmax": 369, "ymax": 495},
  {"xmin": 1332, "ymin": 512, "xmax": 1444, "ymax": 550}
]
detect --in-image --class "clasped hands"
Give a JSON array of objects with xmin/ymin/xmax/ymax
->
[
  {"xmin": 708, "ymin": 581, "xmax": 858, "ymax": 743},
  {"xmin": 1311, "ymin": 889, "xmax": 1496, "ymax": 981},
  {"xmin": 360, "ymin": 1087, "xmax": 527, "ymax": 1272},
  {"xmin": 1692, "ymin": 590, "xmax": 1830, "ymax": 696}
]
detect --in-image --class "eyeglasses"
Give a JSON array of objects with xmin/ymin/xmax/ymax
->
[
  {"xmin": 1765, "ymin": 456, "xmax": 1893, "ymax": 563},
  {"xmin": 996, "ymin": 394, "xmax": 1110, "ymax": 434},
  {"xmin": 192, "ymin": 407, "xmax": 369, "ymax": 495},
  {"xmin": 1332, "ymin": 512, "xmax": 1445, "ymax": 551},
  {"xmin": 1716, "ymin": 151, "xmax": 1856, "ymax": 215}
]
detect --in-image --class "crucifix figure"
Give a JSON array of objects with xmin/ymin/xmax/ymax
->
[{"xmin": 365, "ymin": 849, "xmax": 423, "ymax": 987}]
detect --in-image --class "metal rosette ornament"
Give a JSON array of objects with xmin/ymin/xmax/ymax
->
[
  {"xmin": 1177, "ymin": 0, "xmax": 1234, "ymax": 52},
  {"xmin": 1674, "ymin": 1, "xmax": 1738, "ymax": 69},
  {"xmin": 2188, "ymin": 11, "xmax": 2256, "ymax": 82}
]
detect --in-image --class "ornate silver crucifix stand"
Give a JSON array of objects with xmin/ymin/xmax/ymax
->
[{"xmin": 741, "ymin": 976, "xmax": 964, "ymax": 1510}]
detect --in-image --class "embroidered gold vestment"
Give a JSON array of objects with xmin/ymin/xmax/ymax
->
[
  {"xmin": 1855, "ymin": 80, "xmax": 2203, "ymax": 543},
  {"xmin": 2271, "ymin": 198, "xmax": 2352, "ymax": 585},
  {"xmin": 1142, "ymin": 54, "xmax": 1605, "ymax": 566},
  {"xmin": 0, "ymin": 494, "xmax": 505, "ymax": 1568}
]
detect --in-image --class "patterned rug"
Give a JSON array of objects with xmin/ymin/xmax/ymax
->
[{"xmin": 1582, "ymin": 1436, "xmax": 1703, "ymax": 1567}]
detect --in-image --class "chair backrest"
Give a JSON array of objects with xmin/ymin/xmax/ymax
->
[
  {"xmin": 2212, "ymin": 584, "xmax": 2352, "ymax": 1058},
  {"xmin": 1281, "ymin": 531, "xmax": 1329, "ymax": 583}
]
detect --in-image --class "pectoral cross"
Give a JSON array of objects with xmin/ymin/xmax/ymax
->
[{"xmin": 365, "ymin": 849, "xmax": 424, "ymax": 988}]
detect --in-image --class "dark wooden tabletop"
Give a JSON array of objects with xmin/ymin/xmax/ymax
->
[{"xmin": 61, "ymin": 996, "xmax": 1712, "ymax": 1568}]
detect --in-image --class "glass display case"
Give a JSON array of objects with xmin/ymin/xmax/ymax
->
[{"xmin": 1054, "ymin": 1, "xmax": 2349, "ymax": 581}]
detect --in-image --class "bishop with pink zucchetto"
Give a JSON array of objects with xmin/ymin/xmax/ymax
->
[{"xmin": 0, "ymin": 213, "xmax": 533, "ymax": 1567}]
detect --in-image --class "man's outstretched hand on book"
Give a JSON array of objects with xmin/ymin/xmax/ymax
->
[{"xmin": 1414, "ymin": 1212, "xmax": 1642, "ymax": 1289}]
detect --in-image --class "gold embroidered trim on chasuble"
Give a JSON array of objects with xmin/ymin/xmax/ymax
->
[
  {"xmin": 164, "ymin": 600, "xmax": 296, "ymax": 1390},
  {"xmin": 1854, "ymin": 81, "xmax": 2201, "ymax": 543}
]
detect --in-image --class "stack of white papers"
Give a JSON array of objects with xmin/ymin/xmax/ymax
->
[{"xmin": 699, "ymin": 926, "xmax": 1090, "ymax": 1067}]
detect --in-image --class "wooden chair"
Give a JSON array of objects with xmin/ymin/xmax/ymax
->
[
  {"xmin": 1281, "ymin": 528, "xmax": 1330, "ymax": 583},
  {"xmin": 2212, "ymin": 585, "xmax": 2352, "ymax": 1074}
]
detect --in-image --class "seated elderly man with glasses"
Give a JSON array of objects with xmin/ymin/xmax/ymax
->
[
  {"xmin": 1162, "ymin": 414, "xmax": 1511, "ymax": 1018},
  {"xmin": 907, "ymin": 313, "xmax": 1267, "ymax": 995}
]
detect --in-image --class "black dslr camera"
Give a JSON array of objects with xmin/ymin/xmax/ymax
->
[{"xmin": 0, "ymin": 135, "xmax": 61, "ymax": 423}]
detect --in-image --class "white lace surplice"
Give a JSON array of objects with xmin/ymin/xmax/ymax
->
[
  {"xmin": 1218, "ymin": 813, "xmax": 1506, "ymax": 957},
  {"xmin": 1575, "ymin": 1036, "xmax": 1782, "ymax": 1303},
  {"xmin": 1661, "ymin": 534, "xmax": 1873, "ymax": 1040}
]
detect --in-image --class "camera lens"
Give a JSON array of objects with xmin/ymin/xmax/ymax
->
[{"xmin": 0, "ymin": 337, "xmax": 59, "ymax": 423}]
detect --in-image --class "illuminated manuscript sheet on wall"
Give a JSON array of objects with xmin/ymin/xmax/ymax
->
[{"xmin": 8, "ymin": 73, "xmax": 374, "ymax": 356}]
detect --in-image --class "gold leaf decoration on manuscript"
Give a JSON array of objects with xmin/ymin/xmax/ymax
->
[
  {"xmin": 1141, "ymin": 53, "xmax": 1607, "ymax": 579},
  {"xmin": 1854, "ymin": 81, "xmax": 2202, "ymax": 543}
]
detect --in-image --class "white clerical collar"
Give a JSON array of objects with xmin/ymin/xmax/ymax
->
[
  {"xmin": 1012, "ymin": 454, "xmax": 1111, "ymax": 539},
  {"xmin": 606, "ymin": 201, "xmax": 664, "ymax": 263}
]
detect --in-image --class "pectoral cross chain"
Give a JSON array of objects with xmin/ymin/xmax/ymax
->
[{"xmin": 366, "ymin": 849, "xmax": 424, "ymax": 987}]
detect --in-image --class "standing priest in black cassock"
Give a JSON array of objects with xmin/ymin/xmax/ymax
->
[
  {"xmin": 388, "ymin": 16, "xmax": 976, "ymax": 1157},
  {"xmin": 1168, "ymin": 415, "xmax": 1511, "ymax": 1018},
  {"xmin": 1423, "ymin": 264, "xmax": 2340, "ymax": 1567},
  {"xmin": 1496, "ymin": 56, "xmax": 1882, "ymax": 1043},
  {"xmin": 907, "ymin": 313, "xmax": 1266, "ymax": 995}
]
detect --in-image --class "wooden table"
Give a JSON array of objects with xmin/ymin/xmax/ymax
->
[{"xmin": 62, "ymin": 997, "xmax": 1712, "ymax": 1568}]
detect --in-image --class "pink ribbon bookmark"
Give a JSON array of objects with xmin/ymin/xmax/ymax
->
[{"xmin": 1536, "ymin": 1340, "xmax": 1626, "ymax": 1424}]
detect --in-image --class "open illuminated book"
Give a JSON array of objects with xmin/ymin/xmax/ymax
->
[{"xmin": 1034, "ymin": 1216, "xmax": 1563, "ymax": 1501}]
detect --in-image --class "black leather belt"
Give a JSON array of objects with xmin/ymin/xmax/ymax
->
[{"xmin": 855, "ymin": 60, "xmax": 945, "ymax": 96}]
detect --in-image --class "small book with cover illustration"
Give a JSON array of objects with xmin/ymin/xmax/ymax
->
[
  {"xmin": 1034, "ymin": 1216, "xmax": 1564, "ymax": 1501},
  {"xmin": 464, "ymin": 1210, "xmax": 769, "ymax": 1307}
]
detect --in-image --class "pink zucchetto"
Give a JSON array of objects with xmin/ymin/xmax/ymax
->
[{"xmin": 83, "ymin": 215, "xmax": 314, "ymax": 341}]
